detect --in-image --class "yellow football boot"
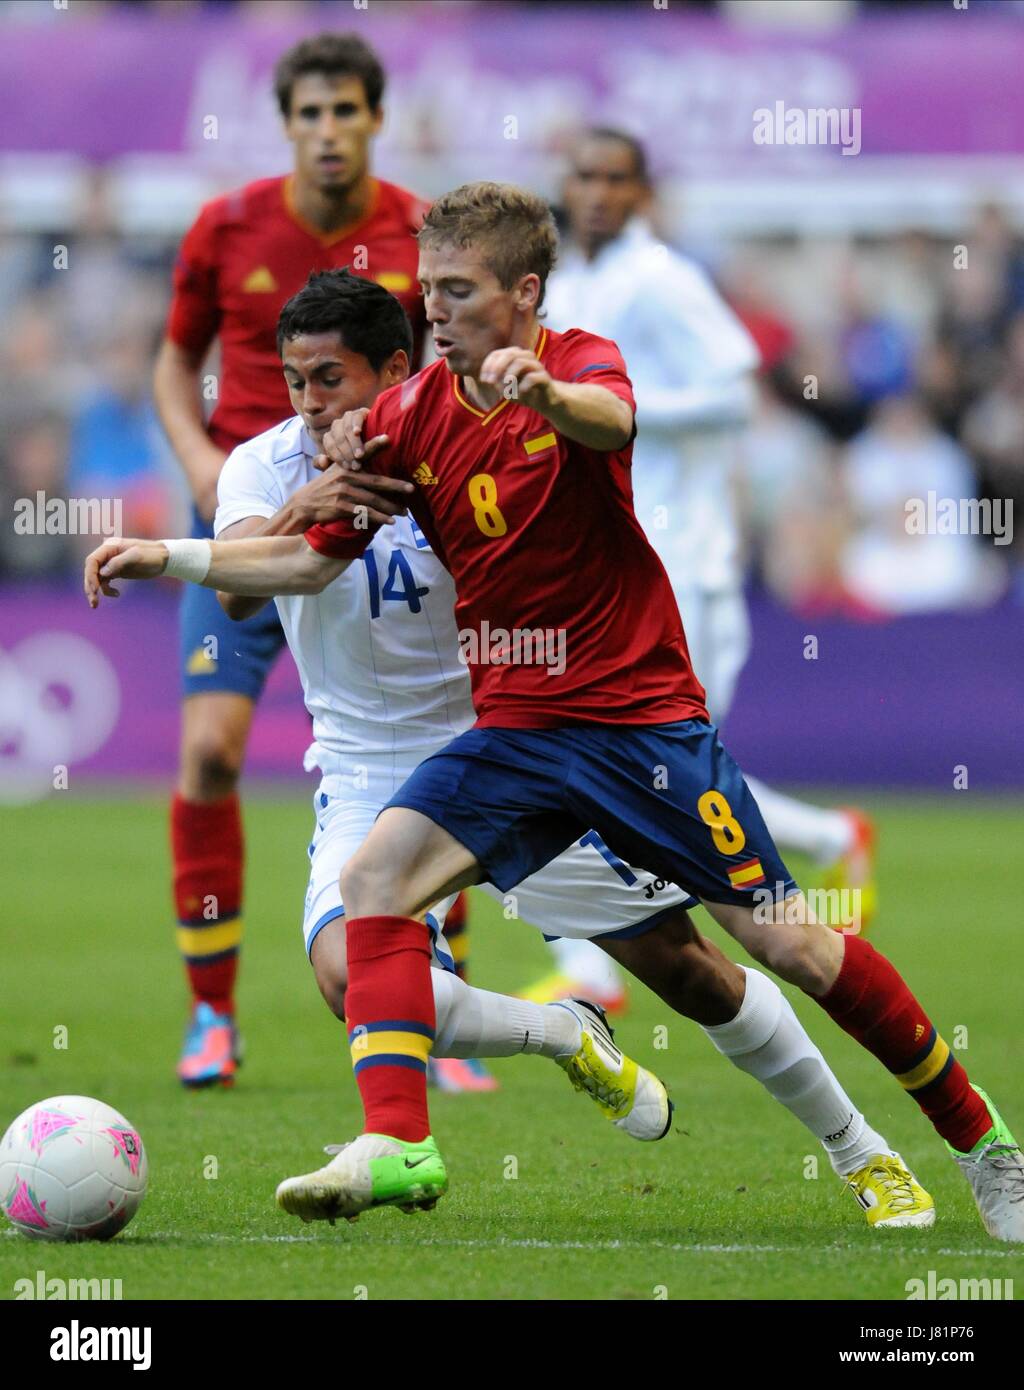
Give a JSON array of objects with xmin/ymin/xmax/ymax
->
[{"xmin": 845, "ymin": 1153, "xmax": 935, "ymax": 1228}]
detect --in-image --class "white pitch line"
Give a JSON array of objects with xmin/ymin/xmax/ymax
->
[
  {"xmin": 5, "ymin": 1227, "xmax": 1020, "ymax": 1257},
  {"xmin": 73, "ymin": 1230, "xmax": 1024, "ymax": 1257}
]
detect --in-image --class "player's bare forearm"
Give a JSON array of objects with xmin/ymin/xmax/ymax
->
[
  {"xmin": 214, "ymin": 510, "xmax": 313, "ymax": 620},
  {"xmin": 214, "ymin": 515, "xmax": 279, "ymax": 620},
  {"xmin": 84, "ymin": 535, "xmax": 349, "ymax": 608},
  {"xmin": 153, "ymin": 338, "xmax": 226, "ymax": 520},
  {"xmin": 540, "ymin": 380, "xmax": 634, "ymax": 452},
  {"xmin": 208, "ymin": 535, "xmax": 349, "ymax": 594}
]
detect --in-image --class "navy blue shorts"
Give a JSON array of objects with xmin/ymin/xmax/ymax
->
[
  {"xmin": 385, "ymin": 719, "xmax": 798, "ymax": 909},
  {"xmin": 179, "ymin": 510, "xmax": 287, "ymax": 701}
]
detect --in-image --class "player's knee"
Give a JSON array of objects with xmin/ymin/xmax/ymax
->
[
  {"xmin": 339, "ymin": 849, "xmax": 397, "ymax": 919},
  {"xmin": 757, "ymin": 925, "xmax": 832, "ymax": 994},
  {"xmin": 670, "ymin": 941, "xmax": 743, "ymax": 1019},
  {"xmin": 310, "ymin": 921, "xmax": 348, "ymax": 1019},
  {"xmin": 180, "ymin": 732, "xmax": 244, "ymax": 800},
  {"xmin": 312, "ymin": 957, "xmax": 347, "ymax": 1021}
]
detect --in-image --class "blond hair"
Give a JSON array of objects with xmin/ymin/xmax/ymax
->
[{"xmin": 418, "ymin": 182, "xmax": 558, "ymax": 305}]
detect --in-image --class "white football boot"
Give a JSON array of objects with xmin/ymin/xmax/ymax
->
[
  {"xmin": 948, "ymin": 1087, "xmax": 1024, "ymax": 1242},
  {"xmin": 551, "ymin": 997, "xmax": 672, "ymax": 1141}
]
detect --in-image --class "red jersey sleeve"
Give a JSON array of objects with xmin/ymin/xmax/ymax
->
[
  {"xmin": 166, "ymin": 201, "xmax": 222, "ymax": 357},
  {"xmin": 554, "ymin": 329, "xmax": 636, "ymax": 415},
  {"xmin": 304, "ymin": 386, "xmax": 410, "ymax": 559}
]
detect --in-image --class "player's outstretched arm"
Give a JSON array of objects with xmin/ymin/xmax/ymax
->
[
  {"xmin": 215, "ymin": 465, "xmax": 414, "ymax": 620},
  {"xmin": 479, "ymin": 347, "xmax": 634, "ymax": 451},
  {"xmin": 84, "ymin": 535, "xmax": 350, "ymax": 608}
]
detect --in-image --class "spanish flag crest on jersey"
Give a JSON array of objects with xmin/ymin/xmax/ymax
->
[{"xmin": 727, "ymin": 857, "xmax": 766, "ymax": 889}]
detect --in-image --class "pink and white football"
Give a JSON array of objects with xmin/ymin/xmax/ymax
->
[{"xmin": 1, "ymin": 1095, "xmax": 147, "ymax": 1241}]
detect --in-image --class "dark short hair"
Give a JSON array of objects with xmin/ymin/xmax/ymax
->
[
  {"xmin": 274, "ymin": 32, "xmax": 386, "ymax": 117},
  {"xmin": 580, "ymin": 127, "xmax": 650, "ymax": 184},
  {"xmin": 419, "ymin": 182, "xmax": 558, "ymax": 307},
  {"xmin": 276, "ymin": 269, "xmax": 412, "ymax": 371}
]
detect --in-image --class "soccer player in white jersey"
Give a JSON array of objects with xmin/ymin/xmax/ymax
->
[
  {"xmin": 86, "ymin": 270, "xmax": 940, "ymax": 1231},
  {"xmin": 540, "ymin": 129, "xmax": 877, "ymax": 1009}
]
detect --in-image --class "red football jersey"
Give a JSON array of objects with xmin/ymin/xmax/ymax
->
[
  {"xmin": 306, "ymin": 327, "xmax": 708, "ymax": 728},
  {"xmin": 166, "ymin": 175, "xmax": 428, "ymax": 452}
]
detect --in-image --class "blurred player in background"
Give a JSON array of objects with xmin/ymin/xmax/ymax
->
[
  {"xmin": 153, "ymin": 32, "xmax": 486, "ymax": 1091},
  {"xmin": 537, "ymin": 129, "xmax": 876, "ymax": 1010}
]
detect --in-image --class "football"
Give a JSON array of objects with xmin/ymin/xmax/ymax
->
[{"xmin": 1, "ymin": 1095, "xmax": 147, "ymax": 1241}]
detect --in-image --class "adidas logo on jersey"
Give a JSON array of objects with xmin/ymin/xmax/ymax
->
[
  {"xmin": 412, "ymin": 461, "xmax": 438, "ymax": 486},
  {"xmin": 242, "ymin": 266, "xmax": 277, "ymax": 293}
]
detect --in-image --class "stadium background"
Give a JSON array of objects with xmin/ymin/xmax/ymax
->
[
  {"xmin": 2, "ymin": 0, "xmax": 1024, "ymax": 1304},
  {"xmin": 3, "ymin": 0, "xmax": 1023, "ymax": 795}
]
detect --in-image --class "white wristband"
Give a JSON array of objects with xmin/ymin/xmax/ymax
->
[{"xmin": 161, "ymin": 538, "xmax": 212, "ymax": 584}]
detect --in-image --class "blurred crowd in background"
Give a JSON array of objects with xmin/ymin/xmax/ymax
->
[
  {"xmin": 1, "ymin": 0, "xmax": 1022, "ymax": 621},
  {"xmin": 3, "ymin": 165, "xmax": 1021, "ymax": 620}
]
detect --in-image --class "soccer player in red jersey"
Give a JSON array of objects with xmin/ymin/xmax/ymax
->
[
  {"xmin": 95, "ymin": 184, "xmax": 1022, "ymax": 1240},
  {"xmin": 152, "ymin": 32, "xmax": 443, "ymax": 1088}
]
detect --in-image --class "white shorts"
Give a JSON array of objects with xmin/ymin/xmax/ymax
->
[
  {"xmin": 303, "ymin": 777, "xmax": 459, "ymax": 969},
  {"xmin": 672, "ymin": 586, "xmax": 751, "ymax": 722},
  {"xmin": 302, "ymin": 768, "xmax": 697, "ymax": 961}
]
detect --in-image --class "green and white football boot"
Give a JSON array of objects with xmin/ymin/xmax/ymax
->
[{"xmin": 275, "ymin": 1133, "xmax": 447, "ymax": 1225}]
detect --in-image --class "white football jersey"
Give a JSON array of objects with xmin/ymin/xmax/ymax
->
[
  {"xmin": 214, "ymin": 416, "xmax": 475, "ymax": 769},
  {"xmin": 545, "ymin": 219, "xmax": 759, "ymax": 593}
]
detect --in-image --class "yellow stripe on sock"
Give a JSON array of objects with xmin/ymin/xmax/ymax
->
[
  {"xmin": 897, "ymin": 1035, "xmax": 951, "ymax": 1092},
  {"xmin": 176, "ymin": 919, "xmax": 243, "ymax": 958},
  {"xmin": 349, "ymin": 1029, "xmax": 433, "ymax": 1066}
]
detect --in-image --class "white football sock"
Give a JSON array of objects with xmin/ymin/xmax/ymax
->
[
  {"xmin": 548, "ymin": 935, "xmax": 626, "ymax": 996},
  {"xmin": 430, "ymin": 971, "xmax": 581, "ymax": 1061},
  {"xmin": 702, "ymin": 967, "xmax": 890, "ymax": 1176},
  {"xmin": 745, "ymin": 776, "xmax": 854, "ymax": 865}
]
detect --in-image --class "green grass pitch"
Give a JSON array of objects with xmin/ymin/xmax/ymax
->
[{"xmin": 2, "ymin": 791, "xmax": 1022, "ymax": 1301}]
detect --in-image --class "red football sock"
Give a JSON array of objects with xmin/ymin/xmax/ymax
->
[
  {"xmin": 171, "ymin": 793, "xmax": 243, "ymax": 1014},
  {"xmin": 817, "ymin": 935, "xmax": 991, "ymax": 1152},
  {"xmin": 345, "ymin": 915, "xmax": 435, "ymax": 1143},
  {"xmin": 444, "ymin": 891, "xmax": 470, "ymax": 981}
]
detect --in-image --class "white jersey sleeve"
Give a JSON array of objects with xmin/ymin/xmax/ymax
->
[
  {"xmin": 630, "ymin": 254, "xmax": 759, "ymax": 433},
  {"xmin": 213, "ymin": 440, "xmax": 286, "ymax": 536}
]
